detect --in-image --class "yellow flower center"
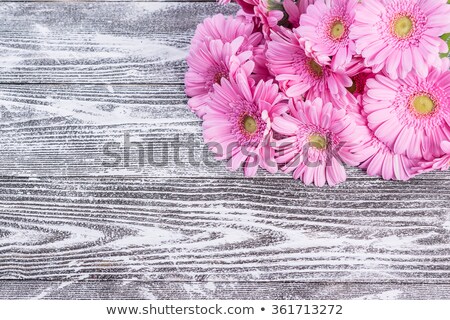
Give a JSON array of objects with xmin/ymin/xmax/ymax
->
[
  {"xmin": 243, "ymin": 115, "xmax": 257, "ymax": 134},
  {"xmin": 309, "ymin": 134, "xmax": 328, "ymax": 150},
  {"xmin": 393, "ymin": 16, "xmax": 414, "ymax": 38},
  {"xmin": 330, "ymin": 20, "xmax": 345, "ymax": 39},
  {"xmin": 412, "ymin": 95, "xmax": 435, "ymax": 115},
  {"xmin": 308, "ymin": 59, "xmax": 323, "ymax": 78}
]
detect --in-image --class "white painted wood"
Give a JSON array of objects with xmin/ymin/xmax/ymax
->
[
  {"xmin": 7, "ymin": 0, "xmax": 215, "ymax": 2},
  {"xmin": 0, "ymin": 176, "xmax": 449, "ymax": 282},
  {"xmin": 0, "ymin": 0, "xmax": 449, "ymax": 299},
  {"xmin": 0, "ymin": 2, "xmax": 237, "ymax": 84},
  {"xmin": 2, "ymin": 281, "xmax": 450, "ymax": 299},
  {"xmin": 0, "ymin": 84, "xmax": 448, "ymax": 180}
]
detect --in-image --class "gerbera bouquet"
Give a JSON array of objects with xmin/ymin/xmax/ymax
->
[{"xmin": 185, "ymin": 0, "xmax": 450, "ymax": 187}]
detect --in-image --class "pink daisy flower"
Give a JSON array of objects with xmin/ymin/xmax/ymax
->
[
  {"xmin": 416, "ymin": 141, "xmax": 450, "ymax": 173},
  {"xmin": 203, "ymin": 74, "xmax": 288, "ymax": 176},
  {"xmin": 345, "ymin": 58, "xmax": 375, "ymax": 102},
  {"xmin": 350, "ymin": 0, "xmax": 450, "ymax": 79},
  {"xmin": 273, "ymin": 97, "xmax": 363, "ymax": 187},
  {"xmin": 185, "ymin": 37, "xmax": 254, "ymax": 118},
  {"xmin": 255, "ymin": 0, "xmax": 286, "ymax": 37},
  {"xmin": 298, "ymin": 0, "xmax": 358, "ymax": 70},
  {"xmin": 252, "ymin": 41, "xmax": 273, "ymax": 82},
  {"xmin": 191, "ymin": 14, "xmax": 262, "ymax": 53},
  {"xmin": 221, "ymin": 0, "xmax": 260, "ymax": 15},
  {"xmin": 352, "ymin": 107, "xmax": 419, "ymax": 181},
  {"xmin": 266, "ymin": 28, "xmax": 352, "ymax": 99},
  {"xmin": 363, "ymin": 65, "xmax": 450, "ymax": 161},
  {"xmin": 236, "ymin": 8, "xmax": 260, "ymax": 25},
  {"xmin": 256, "ymin": 0, "xmax": 315, "ymax": 33},
  {"xmin": 283, "ymin": 0, "xmax": 316, "ymax": 29},
  {"xmin": 326, "ymin": 57, "xmax": 375, "ymax": 111}
]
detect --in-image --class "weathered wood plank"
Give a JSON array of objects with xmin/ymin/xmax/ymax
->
[
  {"xmin": 0, "ymin": 176, "xmax": 449, "ymax": 282},
  {"xmin": 0, "ymin": 83, "xmax": 233, "ymax": 177},
  {"xmin": 1, "ymin": 281, "xmax": 450, "ymax": 299},
  {"xmin": 1, "ymin": 0, "xmax": 449, "ymax": 299},
  {"xmin": 0, "ymin": 2, "xmax": 237, "ymax": 84},
  {"xmin": 3, "ymin": 0, "xmax": 216, "ymax": 2},
  {"xmin": 1, "ymin": 84, "xmax": 449, "ymax": 180}
]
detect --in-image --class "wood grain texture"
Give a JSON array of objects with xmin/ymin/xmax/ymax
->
[
  {"xmin": 1, "ymin": 0, "xmax": 450, "ymax": 300},
  {"xmin": 0, "ymin": 83, "xmax": 449, "ymax": 180},
  {"xmin": 2, "ymin": 281, "xmax": 450, "ymax": 299},
  {"xmin": 0, "ymin": 176, "xmax": 449, "ymax": 282},
  {"xmin": 3, "ymin": 0, "xmax": 216, "ymax": 2},
  {"xmin": 0, "ymin": 2, "xmax": 237, "ymax": 84}
]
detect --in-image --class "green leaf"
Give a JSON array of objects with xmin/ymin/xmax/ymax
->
[
  {"xmin": 442, "ymin": 0, "xmax": 450, "ymax": 57},
  {"xmin": 440, "ymin": 33, "xmax": 450, "ymax": 58}
]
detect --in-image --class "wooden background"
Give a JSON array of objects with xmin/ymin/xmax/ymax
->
[{"xmin": 0, "ymin": 0, "xmax": 449, "ymax": 300}]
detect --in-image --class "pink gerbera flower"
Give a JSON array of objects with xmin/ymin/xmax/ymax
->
[
  {"xmin": 280, "ymin": 0, "xmax": 315, "ymax": 28},
  {"xmin": 298, "ymin": 0, "xmax": 358, "ymax": 70},
  {"xmin": 185, "ymin": 38, "xmax": 254, "ymax": 118},
  {"xmin": 252, "ymin": 41, "xmax": 273, "ymax": 82},
  {"xmin": 266, "ymin": 28, "xmax": 352, "ymax": 99},
  {"xmin": 416, "ymin": 141, "xmax": 450, "ymax": 173},
  {"xmin": 191, "ymin": 14, "xmax": 262, "ymax": 53},
  {"xmin": 350, "ymin": 0, "xmax": 450, "ymax": 79},
  {"xmin": 255, "ymin": 0, "xmax": 286, "ymax": 37},
  {"xmin": 345, "ymin": 58, "xmax": 375, "ymax": 102},
  {"xmin": 203, "ymin": 74, "xmax": 288, "ymax": 176},
  {"xmin": 220, "ymin": 0, "xmax": 260, "ymax": 15},
  {"xmin": 363, "ymin": 65, "xmax": 450, "ymax": 161},
  {"xmin": 256, "ymin": 0, "xmax": 315, "ymax": 33},
  {"xmin": 352, "ymin": 107, "xmax": 419, "ymax": 181},
  {"xmin": 236, "ymin": 8, "xmax": 260, "ymax": 25},
  {"xmin": 327, "ymin": 57, "xmax": 375, "ymax": 111},
  {"xmin": 273, "ymin": 97, "xmax": 363, "ymax": 187}
]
